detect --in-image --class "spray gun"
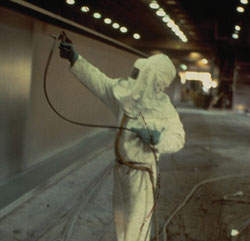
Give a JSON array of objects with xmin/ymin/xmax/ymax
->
[
  {"xmin": 58, "ymin": 31, "xmax": 72, "ymax": 44},
  {"xmin": 49, "ymin": 31, "xmax": 72, "ymax": 44}
]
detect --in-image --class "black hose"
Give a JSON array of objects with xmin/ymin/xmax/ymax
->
[{"xmin": 44, "ymin": 35, "xmax": 134, "ymax": 133}]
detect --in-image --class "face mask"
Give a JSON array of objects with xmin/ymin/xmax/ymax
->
[{"xmin": 130, "ymin": 67, "xmax": 140, "ymax": 80}]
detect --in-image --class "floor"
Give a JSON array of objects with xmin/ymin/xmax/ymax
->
[{"xmin": 0, "ymin": 106, "xmax": 250, "ymax": 241}]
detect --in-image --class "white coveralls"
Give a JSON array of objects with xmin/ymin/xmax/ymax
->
[{"xmin": 70, "ymin": 54, "xmax": 185, "ymax": 241}]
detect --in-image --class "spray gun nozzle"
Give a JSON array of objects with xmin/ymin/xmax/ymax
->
[
  {"xmin": 49, "ymin": 34, "xmax": 58, "ymax": 39},
  {"xmin": 48, "ymin": 32, "xmax": 72, "ymax": 43}
]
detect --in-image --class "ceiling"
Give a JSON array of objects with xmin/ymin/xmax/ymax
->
[{"xmin": 22, "ymin": 0, "xmax": 250, "ymax": 71}]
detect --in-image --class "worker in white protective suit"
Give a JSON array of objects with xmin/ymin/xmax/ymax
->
[{"xmin": 59, "ymin": 40, "xmax": 185, "ymax": 241}]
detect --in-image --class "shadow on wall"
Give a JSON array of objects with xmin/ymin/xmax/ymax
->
[{"xmin": 0, "ymin": 7, "xmax": 32, "ymax": 183}]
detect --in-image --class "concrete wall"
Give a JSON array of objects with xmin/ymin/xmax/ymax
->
[{"xmin": 0, "ymin": 5, "xmax": 139, "ymax": 185}]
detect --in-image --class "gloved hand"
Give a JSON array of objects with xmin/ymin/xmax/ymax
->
[
  {"xmin": 131, "ymin": 128, "xmax": 161, "ymax": 145},
  {"xmin": 59, "ymin": 42, "xmax": 78, "ymax": 66}
]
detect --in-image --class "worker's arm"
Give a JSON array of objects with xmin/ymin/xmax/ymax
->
[
  {"xmin": 70, "ymin": 55, "xmax": 118, "ymax": 108},
  {"xmin": 59, "ymin": 42, "xmax": 118, "ymax": 111},
  {"xmin": 154, "ymin": 116, "xmax": 185, "ymax": 154},
  {"xmin": 131, "ymin": 116, "xmax": 185, "ymax": 153}
]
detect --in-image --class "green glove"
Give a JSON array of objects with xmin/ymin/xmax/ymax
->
[
  {"xmin": 59, "ymin": 42, "xmax": 78, "ymax": 66},
  {"xmin": 131, "ymin": 128, "xmax": 161, "ymax": 145}
]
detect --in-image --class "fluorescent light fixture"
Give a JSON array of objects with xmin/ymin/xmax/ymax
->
[
  {"xmin": 93, "ymin": 12, "xmax": 102, "ymax": 19},
  {"xmin": 133, "ymin": 33, "xmax": 141, "ymax": 39},
  {"xmin": 236, "ymin": 6, "xmax": 245, "ymax": 12},
  {"xmin": 149, "ymin": 1, "xmax": 160, "ymax": 9},
  {"xmin": 232, "ymin": 33, "xmax": 239, "ymax": 39},
  {"xmin": 240, "ymin": 0, "xmax": 248, "ymax": 4},
  {"xmin": 81, "ymin": 6, "xmax": 90, "ymax": 12},
  {"xmin": 112, "ymin": 23, "xmax": 120, "ymax": 29},
  {"xmin": 235, "ymin": 25, "xmax": 241, "ymax": 31},
  {"xmin": 156, "ymin": 8, "xmax": 166, "ymax": 17},
  {"xmin": 104, "ymin": 18, "xmax": 112, "ymax": 24},
  {"xmin": 120, "ymin": 27, "xmax": 128, "ymax": 33},
  {"xmin": 66, "ymin": 0, "xmax": 75, "ymax": 5}
]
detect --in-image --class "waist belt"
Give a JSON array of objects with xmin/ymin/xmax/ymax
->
[{"xmin": 116, "ymin": 158, "xmax": 144, "ymax": 166}]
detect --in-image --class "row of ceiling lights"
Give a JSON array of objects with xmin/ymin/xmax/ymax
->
[
  {"xmin": 65, "ymin": 0, "xmax": 141, "ymax": 39},
  {"xmin": 148, "ymin": 1, "xmax": 188, "ymax": 42},
  {"xmin": 233, "ymin": 0, "xmax": 249, "ymax": 39}
]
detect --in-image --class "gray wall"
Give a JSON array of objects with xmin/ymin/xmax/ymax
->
[
  {"xmin": 0, "ymin": 7, "xmax": 33, "ymax": 183},
  {"xmin": 233, "ymin": 62, "xmax": 250, "ymax": 112},
  {"xmin": 165, "ymin": 76, "xmax": 183, "ymax": 107},
  {"xmin": 0, "ymin": 6, "xmax": 139, "ymax": 185}
]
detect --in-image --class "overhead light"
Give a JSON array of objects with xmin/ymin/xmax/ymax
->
[
  {"xmin": 149, "ymin": 1, "xmax": 160, "ymax": 9},
  {"xmin": 231, "ymin": 229, "xmax": 240, "ymax": 237},
  {"xmin": 112, "ymin": 23, "xmax": 120, "ymax": 29},
  {"xmin": 120, "ymin": 27, "xmax": 128, "ymax": 33},
  {"xmin": 232, "ymin": 33, "xmax": 239, "ymax": 39},
  {"xmin": 104, "ymin": 18, "xmax": 112, "ymax": 24},
  {"xmin": 240, "ymin": 0, "xmax": 248, "ymax": 4},
  {"xmin": 180, "ymin": 64, "xmax": 188, "ymax": 70},
  {"xmin": 202, "ymin": 86, "xmax": 210, "ymax": 93},
  {"xmin": 175, "ymin": 31, "xmax": 182, "ymax": 36},
  {"xmin": 190, "ymin": 52, "xmax": 202, "ymax": 60},
  {"xmin": 66, "ymin": 0, "xmax": 75, "ymax": 5},
  {"xmin": 201, "ymin": 58, "xmax": 208, "ymax": 64},
  {"xmin": 235, "ymin": 25, "xmax": 241, "ymax": 31},
  {"xmin": 133, "ymin": 33, "xmax": 141, "ymax": 39},
  {"xmin": 211, "ymin": 80, "xmax": 218, "ymax": 88},
  {"xmin": 81, "ymin": 6, "xmax": 90, "ymax": 12},
  {"xmin": 156, "ymin": 8, "xmax": 166, "ymax": 17},
  {"xmin": 236, "ymin": 6, "xmax": 245, "ymax": 12},
  {"xmin": 167, "ymin": 20, "xmax": 175, "ymax": 28},
  {"xmin": 171, "ymin": 25, "xmax": 179, "ymax": 32},
  {"xmin": 93, "ymin": 12, "xmax": 102, "ymax": 19},
  {"xmin": 181, "ymin": 37, "xmax": 188, "ymax": 42},
  {"xmin": 162, "ymin": 15, "xmax": 171, "ymax": 23},
  {"xmin": 181, "ymin": 71, "xmax": 212, "ymax": 86},
  {"xmin": 147, "ymin": 2, "xmax": 187, "ymax": 43}
]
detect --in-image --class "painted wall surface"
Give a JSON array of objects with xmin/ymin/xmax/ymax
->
[
  {"xmin": 0, "ymin": 7, "xmax": 33, "ymax": 183},
  {"xmin": 0, "ymin": 6, "xmax": 138, "ymax": 184}
]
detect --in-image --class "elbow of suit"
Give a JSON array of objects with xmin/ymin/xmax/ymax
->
[{"xmin": 158, "ymin": 132, "xmax": 185, "ymax": 154}]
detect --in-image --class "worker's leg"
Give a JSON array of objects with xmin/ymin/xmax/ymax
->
[{"xmin": 113, "ymin": 163, "xmax": 156, "ymax": 241}]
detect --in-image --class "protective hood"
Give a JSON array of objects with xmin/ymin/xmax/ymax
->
[{"xmin": 113, "ymin": 54, "xmax": 177, "ymax": 118}]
